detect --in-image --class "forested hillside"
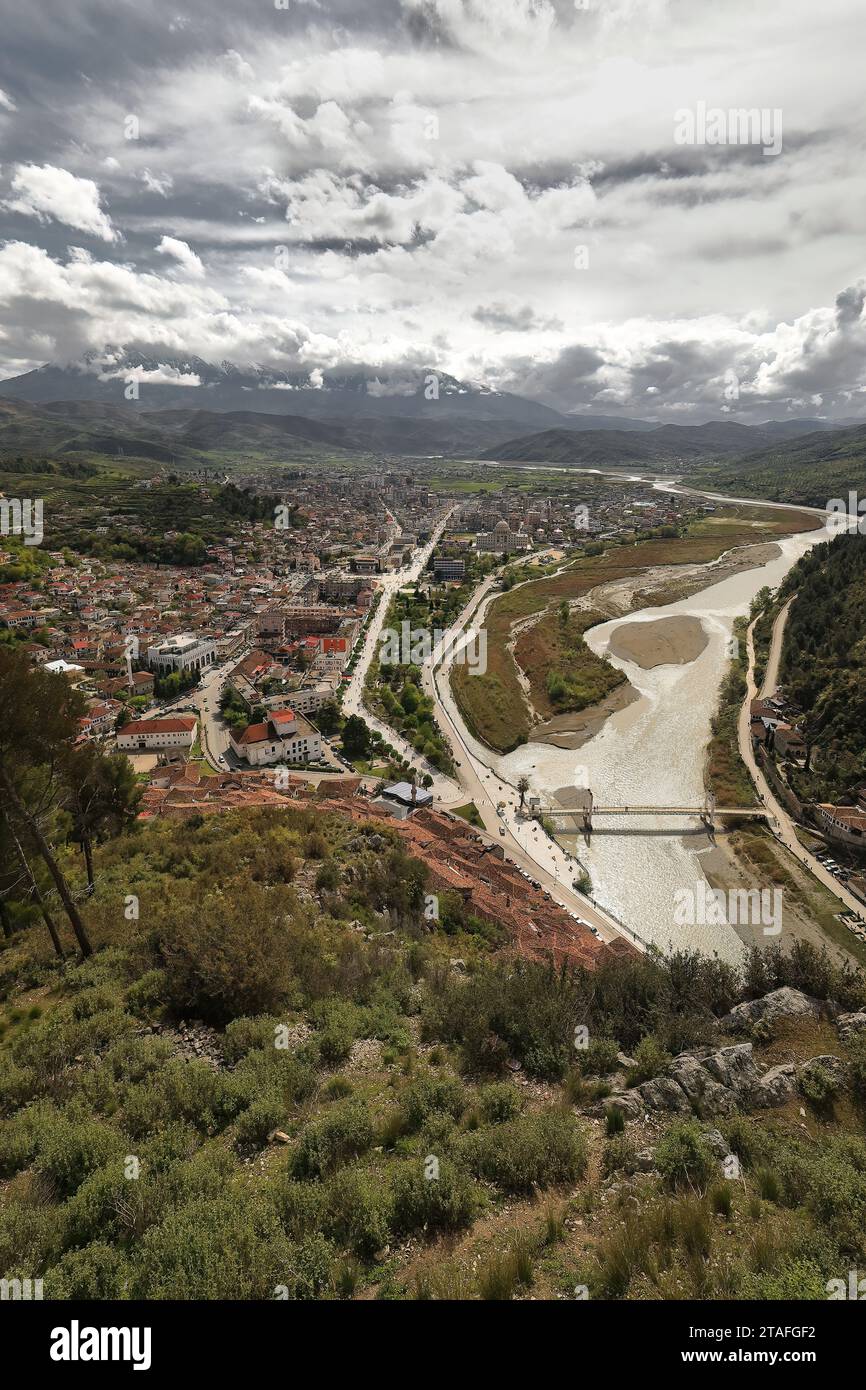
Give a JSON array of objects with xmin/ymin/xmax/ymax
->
[
  {"xmin": 778, "ymin": 530, "xmax": 866, "ymax": 802},
  {"xmin": 687, "ymin": 425, "xmax": 866, "ymax": 507}
]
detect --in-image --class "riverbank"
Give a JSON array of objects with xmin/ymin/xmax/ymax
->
[
  {"xmin": 530, "ymin": 682, "xmax": 640, "ymax": 750},
  {"xmin": 452, "ymin": 506, "xmax": 810, "ymax": 755}
]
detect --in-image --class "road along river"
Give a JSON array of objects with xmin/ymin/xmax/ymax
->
[{"xmin": 442, "ymin": 495, "xmax": 850, "ymax": 964}]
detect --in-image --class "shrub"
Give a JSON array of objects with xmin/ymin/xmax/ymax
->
[
  {"xmin": 579, "ymin": 1037, "xmax": 620, "ymax": 1077},
  {"xmin": 0, "ymin": 1101, "xmax": 56, "ymax": 1177},
  {"xmin": 709, "ymin": 1182, "xmax": 733, "ymax": 1218},
  {"xmin": 124, "ymin": 1061, "xmax": 243, "ymax": 1139},
  {"xmin": 312, "ymin": 999, "xmax": 360, "ymax": 1067},
  {"xmin": 124, "ymin": 970, "xmax": 168, "ymax": 1017},
  {"xmin": 323, "ymin": 1167, "xmax": 392, "ymax": 1258},
  {"xmin": 461, "ymin": 1109, "xmax": 587, "ymax": 1194},
  {"xmin": 221, "ymin": 1015, "xmax": 284, "ymax": 1064},
  {"xmin": 723, "ymin": 1114, "xmax": 771, "ymax": 1170},
  {"xmin": 602, "ymin": 1134, "xmax": 638, "ymax": 1178},
  {"xmin": 391, "ymin": 1159, "xmax": 480, "ymax": 1236},
  {"xmin": 799, "ymin": 1063, "xmax": 841, "ymax": 1114},
  {"xmin": 605, "ymin": 1106, "xmax": 625, "ymax": 1136},
  {"xmin": 292, "ymin": 1099, "xmax": 374, "ymax": 1179},
  {"xmin": 323, "ymin": 1075, "xmax": 353, "ymax": 1100},
  {"xmin": 271, "ymin": 1179, "xmax": 324, "ymax": 1240},
  {"xmin": 626, "ymin": 1035, "xmax": 672, "ymax": 1087},
  {"xmin": 0, "ymin": 1057, "xmax": 38, "ymax": 1114},
  {"xmin": 235, "ymin": 1100, "xmax": 285, "ymax": 1152},
  {"xmin": 229, "ymin": 1050, "xmax": 316, "ymax": 1112},
  {"xmin": 103, "ymin": 1034, "xmax": 173, "ymax": 1085},
  {"xmin": 69, "ymin": 986, "xmax": 120, "ymax": 1021},
  {"xmin": 477, "ymin": 1082, "xmax": 523, "ymax": 1125},
  {"xmin": 0, "ymin": 1200, "xmax": 64, "ymax": 1275},
  {"xmin": 62, "ymin": 1160, "xmax": 155, "ymax": 1248},
  {"xmin": 154, "ymin": 882, "xmax": 300, "ymax": 1023},
  {"xmin": 132, "ymin": 1193, "xmax": 295, "ymax": 1300},
  {"xmin": 285, "ymin": 1234, "xmax": 335, "ymax": 1299},
  {"xmin": 38, "ymin": 1118, "xmax": 124, "ymax": 1199},
  {"xmin": 333, "ymin": 1256, "xmax": 363, "ymax": 1299},
  {"xmin": 402, "ymin": 1073, "xmax": 467, "ymax": 1131},
  {"xmin": 49, "ymin": 1242, "xmax": 131, "ymax": 1300},
  {"xmin": 848, "ymin": 1034, "xmax": 866, "ymax": 1105},
  {"xmin": 755, "ymin": 1166, "xmax": 782, "ymax": 1203},
  {"xmin": 654, "ymin": 1122, "xmax": 716, "ymax": 1192},
  {"xmin": 315, "ymin": 862, "xmax": 341, "ymax": 892}
]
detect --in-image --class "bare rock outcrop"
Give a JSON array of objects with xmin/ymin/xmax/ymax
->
[
  {"xmin": 605, "ymin": 1041, "xmax": 847, "ymax": 1119},
  {"xmin": 720, "ymin": 987, "xmax": 827, "ymax": 1032}
]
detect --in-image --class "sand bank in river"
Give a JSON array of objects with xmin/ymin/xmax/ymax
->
[
  {"xmin": 525, "ymin": 539, "xmax": 777, "ymax": 752},
  {"xmin": 529, "ymin": 681, "xmax": 640, "ymax": 750},
  {"xmin": 607, "ymin": 614, "xmax": 708, "ymax": 669}
]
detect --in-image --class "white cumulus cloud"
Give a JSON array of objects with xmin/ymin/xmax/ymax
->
[
  {"xmin": 4, "ymin": 164, "xmax": 118, "ymax": 241},
  {"xmin": 156, "ymin": 235, "xmax": 205, "ymax": 278}
]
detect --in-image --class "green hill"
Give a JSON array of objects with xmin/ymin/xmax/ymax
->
[
  {"xmin": 778, "ymin": 529, "xmax": 866, "ymax": 801},
  {"xmin": 686, "ymin": 425, "xmax": 866, "ymax": 507}
]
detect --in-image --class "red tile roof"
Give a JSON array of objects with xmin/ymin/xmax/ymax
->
[{"xmin": 119, "ymin": 717, "xmax": 197, "ymax": 736}]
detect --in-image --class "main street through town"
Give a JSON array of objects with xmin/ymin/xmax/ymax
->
[{"xmin": 337, "ymin": 520, "xmax": 634, "ymax": 949}]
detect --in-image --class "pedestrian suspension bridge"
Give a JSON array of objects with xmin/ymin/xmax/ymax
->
[{"xmin": 534, "ymin": 791, "xmax": 771, "ymax": 835}]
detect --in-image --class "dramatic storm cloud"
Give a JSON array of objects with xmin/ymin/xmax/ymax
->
[{"xmin": 0, "ymin": 0, "xmax": 864, "ymax": 419}]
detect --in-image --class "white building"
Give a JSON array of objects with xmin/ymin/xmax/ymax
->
[
  {"xmin": 147, "ymin": 633, "xmax": 216, "ymax": 675},
  {"xmin": 229, "ymin": 709, "xmax": 321, "ymax": 767},
  {"xmin": 117, "ymin": 716, "xmax": 197, "ymax": 752},
  {"xmin": 45, "ymin": 659, "xmax": 85, "ymax": 680},
  {"xmin": 476, "ymin": 521, "xmax": 532, "ymax": 554},
  {"xmin": 265, "ymin": 685, "xmax": 332, "ymax": 716}
]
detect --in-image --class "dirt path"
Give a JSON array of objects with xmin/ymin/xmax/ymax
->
[{"xmin": 759, "ymin": 596, "xmax": 794, "ymax": 699}]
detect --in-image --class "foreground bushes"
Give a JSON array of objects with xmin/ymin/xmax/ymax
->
[
  {"xmin": 461, "ymin": 1109, "xmax": 587, "ymax": 1194},
  {"xmin": 2, "ymin": 801, "xmax": 865, "ymax": 1302},
  {"xmin": 292, "ymin": 1099, "xmax": 374, "ymax": 1179}
]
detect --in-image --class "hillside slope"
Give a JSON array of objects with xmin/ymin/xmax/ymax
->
[
  {"xmin": 685, "ymin": 424, "xmax": 866, "ymax": 506},
  {"xmin": 2, "ymin": 805, "xmax": 866, "ymax": 1301},
  {"xmin": 778, "ymin": 529, "xmax": 866, "ymax": 801}
]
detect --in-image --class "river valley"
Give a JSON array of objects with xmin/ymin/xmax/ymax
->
[{"xmin": 449, "ymin": 488, "xmax": 849, "ymax": 962}]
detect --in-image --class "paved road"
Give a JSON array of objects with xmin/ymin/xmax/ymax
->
[
  {"xmin": 412, "ymin": 575, "xmax": 639, "ymax": 948},
  {"xmin": 150, "ymin": 659, "xmax": 234, "ymax": 769},
  {"xmin": 739, "ymin": 614, "xmax": 866, "ymax": 921},
  {"xmin": 340, "ymin": 508, "xmax": 463, "ymax": 802}
]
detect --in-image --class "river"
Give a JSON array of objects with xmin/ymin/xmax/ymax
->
[{"xmin": 477, "ymin": 498, "xmax": 847, "ymax": 963}]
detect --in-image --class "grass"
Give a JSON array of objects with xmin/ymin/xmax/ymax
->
[
  {"xmin": 705, "ymin": 615, "xmax": 757, "ymax": 807},
  {"xmin": 452, "ymin": 802, "xmax": 483, "ymax": 828},
  {"xmin": 515, "ymin": 605, "xmax": 625, "ymax": 721}
]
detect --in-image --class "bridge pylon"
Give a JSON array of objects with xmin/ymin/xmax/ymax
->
[{"xmin": 581, "ymin": 787, "xmax": 593, "ymax": 837}]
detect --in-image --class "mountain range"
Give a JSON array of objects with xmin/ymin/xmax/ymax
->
[{"xmin": 0, "ymin": 352, "xmax": 862, "ymax": 473}]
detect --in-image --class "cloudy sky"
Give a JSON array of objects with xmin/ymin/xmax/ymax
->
[{"xmin": 0, "ymin": 0, "xmax": 864, "ymax": 421}]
